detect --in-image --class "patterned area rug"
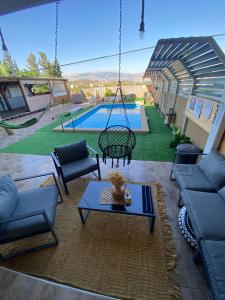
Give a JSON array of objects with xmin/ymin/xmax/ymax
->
[{"xmin": 0, "ymin": 178, "xmax": 180, "ymax": 299}]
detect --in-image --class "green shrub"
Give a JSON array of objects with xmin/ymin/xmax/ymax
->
[{"xmin": 169, "ymin": 126, "xmax": 191, "ymax": 148}]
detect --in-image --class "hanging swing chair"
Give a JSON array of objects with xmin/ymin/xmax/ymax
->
[{"xmin": 98, "ymin": 0, "xmax": 136, "ymax": 168}]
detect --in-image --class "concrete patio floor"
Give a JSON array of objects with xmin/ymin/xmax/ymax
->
[{"xmin": 0, "ymin": 153, "xmax": 213, "ymax": 300}]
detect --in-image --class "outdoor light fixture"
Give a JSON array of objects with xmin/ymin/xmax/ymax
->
[{"xmin": 139, "ymin": 0, "xmax": 145, "ymax": 39}]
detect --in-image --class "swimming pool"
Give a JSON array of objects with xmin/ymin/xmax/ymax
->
[{"xmin": 55, "ymin": 103, "xmax": 149, "ymax": 133}]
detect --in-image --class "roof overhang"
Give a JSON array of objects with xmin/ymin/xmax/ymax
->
[{"xmin": 0, "ymin": 0, "xmax": 56, "ymax": 16}]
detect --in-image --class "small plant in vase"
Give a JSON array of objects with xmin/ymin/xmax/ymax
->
[{"xmin": 108, "ymin": 171, "xmax": 126, "ymax": 202}]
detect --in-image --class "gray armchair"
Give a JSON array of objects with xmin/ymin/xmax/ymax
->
[
  {"xmin": 51, "ymin": 140, "xmax": 101, "ymax": 194},
  {"xmin": 0, "ymin": 172, "xmax": 63, "ymax": 260}
]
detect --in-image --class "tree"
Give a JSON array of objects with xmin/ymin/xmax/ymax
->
[
  {"xmin": 3, "ymin": 52, "xmax": 17, "ymax": 75},
  {"xmin": 0, "ymin": 61, "xmax": 9, "ymax": 76},
  {"xmin": 54, "ymin": 59, "xmax": 62, "ymax": 78},
  {"xmin": 19, "ymin": 68, "xmax": 38, "ymax": 77},
  {"xmin": 27, "ymin": 53, "xmax": 39, "ymax": 76},
  {"xmin": 38, "ymin": 51, "xmax": 51, "ymax": 77},
  {"xmin": 12, "ymin": 59, "xmax": 20, "ymax": 75},
  {"xmin": 104, "ymin": 88, "xmax": 112, "ymax": 97}
]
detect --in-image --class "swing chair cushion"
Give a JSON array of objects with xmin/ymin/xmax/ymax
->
[{"xmin": 54, "ymin": 140, "xmax": 89, "ymax": 165}]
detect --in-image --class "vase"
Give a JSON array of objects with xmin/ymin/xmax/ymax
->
[{"xmin": 112, "ymin": 185, "xmax": 125, "ymax": 202}]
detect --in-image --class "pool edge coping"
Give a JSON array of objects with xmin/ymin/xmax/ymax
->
[{"xmin": 53, "ymin": 103, "xmax": 149, "ymax": 134}]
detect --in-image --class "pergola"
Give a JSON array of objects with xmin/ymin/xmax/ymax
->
[
  {"xmin": 144, "ymin": 36, "xmax": 225, "ymax": 108},
  {"xmin": 144, "ymin": 36, "xmax": 225, "ymax": 152}
]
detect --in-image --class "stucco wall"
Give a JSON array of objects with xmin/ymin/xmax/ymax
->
[
  {"xmin": 185, "ymin": 97, "xmax": 219, "ymax": 133},
  {"xmin": 219, "ymin": 132, "xmax": 225, "ymax": 156},
  {"xmin": 174, "ymin": 96, "xmax": 188, "ymax": 128},
  {"xmin": 185, "ymin": 118, "xmax": 209, "ymax": 149}
]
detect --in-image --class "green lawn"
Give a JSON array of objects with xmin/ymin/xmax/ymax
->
[{"xmin": 0, "ymin": 105, "xmax": 175, "ymax": 162}]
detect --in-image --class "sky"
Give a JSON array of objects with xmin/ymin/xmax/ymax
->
[{"xmin": 0, "ymin": 0, "xmax": 225, "ymax": 75}]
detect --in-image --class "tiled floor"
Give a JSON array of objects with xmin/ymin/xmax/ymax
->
[
  {"xmin": 0, "ymin": 104, "xmax": 213, "ymax": 299},
  {"xmin": 0, "ymin": 153, "xmax": 213, "ymax": 300}
]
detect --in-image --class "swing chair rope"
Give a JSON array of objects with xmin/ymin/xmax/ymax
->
[
  {"xmin": 37, "ymin": 0, "xmax": 60, "ymax": 122},
  {"xmin": 105, "ymin": 0, "xmax": 130, "ymax": 129}
]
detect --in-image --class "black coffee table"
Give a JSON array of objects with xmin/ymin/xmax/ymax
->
[{"xmin": 77, "ymin": 181, "xmax": 156, "ymax": 233}]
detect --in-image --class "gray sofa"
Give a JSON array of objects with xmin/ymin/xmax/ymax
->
[
  {"xmin": 200, "ymin": 239, "xmax": 225, "ymax": 300},
  {"xmin": 172, "ymin": 151, "xmax": 225, "ymax": 299},
  {"xmin": 0, "ymin": 172, "xmax": 62, "ymax": 260},
  {"xmin": 172, "ymin": 151, "xmax": 225, "ymax": 206}
]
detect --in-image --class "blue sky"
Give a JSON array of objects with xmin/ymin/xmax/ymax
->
[{"xmin": 0, "ymin": 0, "xmax": 225, "ymax": 75}]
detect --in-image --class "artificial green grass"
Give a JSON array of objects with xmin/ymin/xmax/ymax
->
[{"xmin": 0, "ymin": 106, "xmax": 175, "ymax": 162}]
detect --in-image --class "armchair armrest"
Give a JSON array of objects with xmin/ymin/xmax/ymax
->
[
  {"xmin": 14, "ymin": 172, "xmax": 63, "ymax": 204},
  {"xmin": 51, "ymin": 152, "xmax": 62, "ymax": 169},
  {"xmin": 0, "ymin": 210, "xmax": 55, "ymax": 244},
  {"xmin": 14, "ymin": 172, "xmax": 56, "ymax": 182},
  {"xmin": 87, "ymin": 145, "xmax": 98, "ymax": 155},
  {"xmin": 0, "ymin": 210, "xmax": 47, "ymax": 226}
]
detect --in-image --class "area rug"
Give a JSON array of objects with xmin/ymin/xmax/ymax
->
[{"xmin": 0, "ymin": 178, "xmax": 180, "ymax": 300}]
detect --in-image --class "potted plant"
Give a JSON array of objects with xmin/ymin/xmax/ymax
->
[
  {"xmin": 169, "ymin": 126, "xmax": 192, "ymax": 148},
  {"xmin": 108, "ymin": 171, "xmax": 126, "ymax": 201}
]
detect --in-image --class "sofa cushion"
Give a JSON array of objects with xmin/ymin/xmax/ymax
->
[
  {"xmin": 0, "ymin": 175, "xmax": 19, "ymax": 234},
  {"xmin": 218, "ymin": 186, "xmax": 225, "ymax": 200},
  {"xmin": 197, "ymin": 151, "xmax": 225, "ymax": 191},
  {"xmin": 200, "ymin": 239, "xmax": 225, "ymax": 300},
  {"xmin": 61, "ymin": 157, "xmax": 98, "ymax": 181},
  {"xmin": 55, "ymin": 140, "xmax": 89, "ymax": 165},
  {"xmin": 182, "ymin": 189, "xmax": 225, "ymax": 240},
  {"xmin": 172, "ymin": 164, "xmax": 215, "ymax": 192},
  {"xmin": 0, "ymin": 185, "xmax": 58, "ymax": 243}
]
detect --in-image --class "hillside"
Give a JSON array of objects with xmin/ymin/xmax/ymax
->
[{"xmin": 65, "ymin": 71, "xmax": 144, "ymax": 82}]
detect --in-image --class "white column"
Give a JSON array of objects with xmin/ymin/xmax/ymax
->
[
  {"xmin": 181, "ymin": 116, "xmax": 188, "ymax": 134},
  {"xmin": 204, "ymin": 97, "xmax": 225, "ymax": 153}
]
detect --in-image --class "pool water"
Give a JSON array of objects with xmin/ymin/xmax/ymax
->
[{"xmin": 65, "ymin": 104, "xmax": 141, "ymax": 129}]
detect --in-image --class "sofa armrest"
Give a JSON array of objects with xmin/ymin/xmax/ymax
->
[
  {"xmin": 174, "ymin": 151, "xmax": 206, "ymax": 156},
  {"xmin": 172, "ymin": 151, "xmax": 206, "ymax": 165},
  {"xmin": 14, "ymin": 172, "xmax": 63, "ymax": 204}
]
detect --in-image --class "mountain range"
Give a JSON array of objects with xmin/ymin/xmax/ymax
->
[{"xmin": 65, "ymin": 71, "xmax": 144, "ymax": 82}]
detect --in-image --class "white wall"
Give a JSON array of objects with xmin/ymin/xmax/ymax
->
[
  {"xmin": 26, "ymin": 94, "xmax": 52, "ymax": 112},
  {"xmin": 49, "ymin": 81, "xmax": 67, "ymax": 97}
]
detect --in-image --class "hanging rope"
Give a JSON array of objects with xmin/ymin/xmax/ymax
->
[
  {"xmin": 105, "ymin": 0, "xmax": 130, "ymax": 129},
  {"xmin": 38, "ymin": 0, "xmax": 60, "ymax": 121},
  {"xmin": 139, "ymin": 0, "xmax": 145, "ymax": 39},
  {"xmin": 98, "ymin": 0, "xmax": 136, "ymax": 167},
  {"xmin": 118, "ymin": 0, "xmax": 122, "ymax": 84}
]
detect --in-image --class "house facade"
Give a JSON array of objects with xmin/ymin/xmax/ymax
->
[{"xmin": 0, "ymin": 77, "xmax": 70, "ymax": 119}]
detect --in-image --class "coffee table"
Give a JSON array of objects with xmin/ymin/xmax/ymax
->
[{"xmin": 77, "ymin": 181, "xmax": 156, "ymax": 233}]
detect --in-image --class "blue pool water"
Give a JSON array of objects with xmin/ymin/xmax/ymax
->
[{"xmin": 65, "ymin": 104, "xmax": 141, "ymax": 129}]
